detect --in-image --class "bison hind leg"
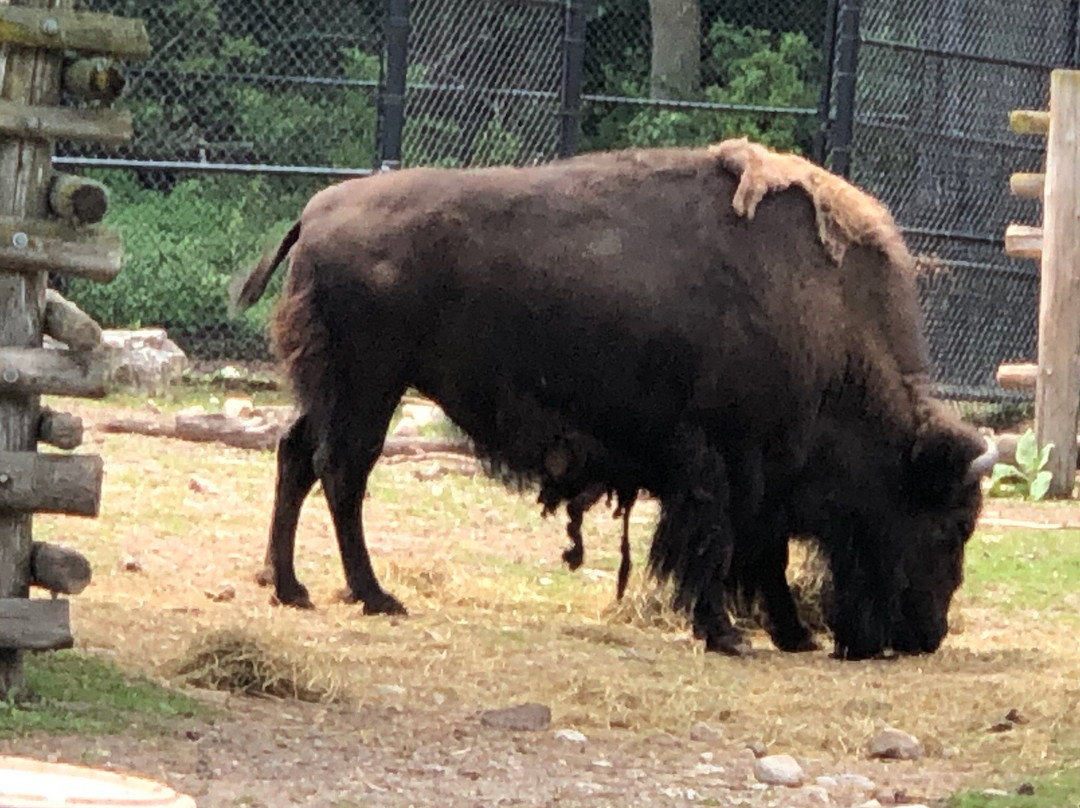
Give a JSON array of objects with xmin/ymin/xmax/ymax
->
[{"xmin": 264, "ymin": 415, "xmax": 319, "ymax": 609}]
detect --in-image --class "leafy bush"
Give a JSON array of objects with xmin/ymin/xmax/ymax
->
[{"xmin": 989, "ymin": 428, "xmax": 1054, "ymax": 502}]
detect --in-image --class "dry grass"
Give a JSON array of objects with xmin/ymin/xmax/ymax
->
[{"xmin": 37, "ymin": 394, "xmax": 1080, "ymax": 789}]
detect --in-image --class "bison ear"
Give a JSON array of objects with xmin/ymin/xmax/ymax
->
[{"xmin": 908, "ymin": 411, "xmax": 986, "ymax": 501}]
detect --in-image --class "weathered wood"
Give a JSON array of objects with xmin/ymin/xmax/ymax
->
[
  {"xmin": 996, "ymin": 362, "xmax": 1038, "ymax": 389},
  {"xmin": 0, "ymin": 217, "xmax": 123, "ymax": 281},
  {"xmin": 1035, "ymin": 70, "xmax": 1080, "ymax": 498},
  {"xmin": 44, "ymin": 288, "xmax": 101, "ymax": 350},
  {"xmin": 0, "ymin": 346, "xmax": 108, "ymax": 398},
  {"xmin": 37, "ymin": 406, "xmax": 82, "ymax": 449},
  {"xmin": 0, "ymin": 598, "xmax": 72, "ymax": 650},
  {"xmin": 0, "ymin": 450, "xmax": 103, "ymax": 516},
  {"xmin": 49, "ymin": 172, "xmax": 108, "ymax": 224},
  {"xmin": 62, "ymin": 56, "xmax": 124, "ymax": 102},
  {"xmin": 1009, "ymin": 109, "xmax": 1050, "ymax": 136},
  {"xmin": 0, "ymin": 99, "xmax": 133, "ymax": 143},
  {"xmin": 1004, "ymin": 224, "xmax": 1042, "ymax": 259},
  {"xmin": 30, "ymin": 541, "xmax": 91, "ymax": 595},
  {"xmin": 0, "ymin": 0, "xmax": 69, "ymax": 700},
  {"xmin": 1009, "ymin": 172, "xmax": 1045, "ymax": 200},
  {"xmin": 0, "ymin": 7, "xmax": 150, "ymax": 58}
]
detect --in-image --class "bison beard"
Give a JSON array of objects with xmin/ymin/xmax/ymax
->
[{"xmin": 234, "ymin": 140, "xmax": 995, "ymax": 660}]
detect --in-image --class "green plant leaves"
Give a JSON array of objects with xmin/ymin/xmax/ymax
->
[
  {"xmin": 1015, "ymin": 428, "xmax": 1039, "ymax": 470},
  {"xmin": 1030, "ymin": 470, "xmax": 1053, "ymax": 502},
  {"xmin": 987, "ymin": 428, "xmax": 1056, "ymax": 502}
]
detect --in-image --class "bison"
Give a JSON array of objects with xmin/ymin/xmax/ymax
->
[{"xmin": 233, "ymin": 137, "xmax": 996, "ymax": 660}]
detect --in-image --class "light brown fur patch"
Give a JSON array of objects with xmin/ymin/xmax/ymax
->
[{"xmin": 709, "ymin": 137, "xmax": 913, "ymax": 271}]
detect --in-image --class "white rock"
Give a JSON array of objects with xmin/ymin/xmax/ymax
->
[
  {"xmin": 867, "ymin": 727, "xmax": 924, "ymax": 760},
  {"xmin": 575, "ymin": 782, "xmax": 604, "ymax": 795},
  {"xmin": 555, "ymin": 729, "xmax": 587, "ymax": 744},
  {"xmin": 815, "ymin": 776, "xmax": 839, "ymax": 788},
  {"xmin": 858, "ymin": 801, "xmax": 882, "ymax": 808},
  {"xmin": 753, "ymin": 754, "xmax": 805, "ymax": 787},
  {"xmin": 188, "ymin": 475, "xmax": 217, "ymax": 494},
  {"xmin": 590, "ymin": 759, "xmax": 612, "ymax": 770},
  {"xmin": 224, "ymin": 396, "xmax": 254, "ymax": 419},
  {"xmin": 689, "ymin": 722, "xmax": 723, "ymax": 743},
  {"xmin": 693, "ymin": 763, "xmax": 726, "ymax": 776},
  {"xmin": 837, "ymin": 774, "xmax": 876, "ymax": 790},
  {"xmin": 802, "ymin": 785, "xmax": 831, "ymax": 804},
  {"xmin": 101, "ymin": 328, "xmax": 188, "ymax": 394},
  {"xmin": 981, "ymin": 789, "xmax": 1009, "ymax": 797},
  {"xmin": 392, "ymin": 416, "xmax": 420, "ymax": 438},
  {"xmin": 375, "ymin": 684, "xmax": 406, "ymax": 696}
]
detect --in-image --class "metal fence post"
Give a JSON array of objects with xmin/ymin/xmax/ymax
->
[
  {"xmin": 381, "ymin": 0, "xmax": 410, "ymax": 171},
  {"xmin": 811, "ymin": 0, "xmax": 840, "ymax": 165},
  {"xmin": 558, "ymin": 0, "xmax": 588, "ymax": 159},
  {"xmin": 829, "ymin": 0, "xmax": 861, "ymax": 177}
]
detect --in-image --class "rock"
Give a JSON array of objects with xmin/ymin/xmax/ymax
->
[
  {"xmin": 204, "ymin": 584, "xmax": 235, "ymax": 603},
  {"xmin": 479, "ymin": 702, "xmax": 552, "ymax": 731},
  {"xmin": 223, "ymin": 397, "xmax": 254, "ymax": 419},
  {"xmin": 1016, "ymin": 783, "xmax": 1035, "ymax": 796},
  {"xmin": 747, "ymin": 740, "xmax": 768, "ymax": 758},
  {"xmin": 867, "ymin": 727, "xmax": 924, "ymax": 760},
  {"xmin": 857, "ymin": 801, "xmax": 882, "ymax": 808},
  {"xmin": 554, "ymin": 729, "xmax": 587, "ymax": 744},
  {"xmin": 803, "ymin": 785, "xmax": 831, "ymax": 804},
  {"xmin": 692, "ymin": 763, "xmax": 725, "ymax": 776},
  {"xmin": 835, "ymin": 774, "xmax": 876, "ymax": 790},
  {"xmin": 589, "ymin": 759, "xmax": 612, "ymax": 770},
  {"xmin": 101, "ymin": 328, "xmax": 188, "ymax": 395},
  {"xmin": 689, "ymin": 722, "xmax": 723, "ymax": 743},
  {"xmin": 815, "ymin": 776, "xmax": 838, "ymax": 788},
  {"xmin": 981, "ymin": 789, "xmax": 1009, "ymax": 797},
  {"xmin": 188, "ymin": 475, "xmax": 217, "ymax": 494},
  {"xmin": 119, "ymin": 554, "xmax": 142, "ymax": 573},
  {"xmin": 375, "ymin": 684, "xmax": 406, "ymax": 697},
  {"xmin": 753, "ymin": 754, "xmax": 805, "ymax": 787},
  {"xmin": 392, "ymin": 417, "xmax": 420, "ymax": 438}
]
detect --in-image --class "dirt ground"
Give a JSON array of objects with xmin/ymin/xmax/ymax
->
[{"xmin": 2, "ymin": 398, "xmax": 1077, "ymax": 808}]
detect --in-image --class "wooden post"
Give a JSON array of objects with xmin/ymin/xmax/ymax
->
[{"xmin": 1035, "ymin": 70, "xmax": 1080, "ymax": 498}]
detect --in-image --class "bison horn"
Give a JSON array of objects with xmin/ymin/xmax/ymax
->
[{"xmin": 966, "ymin": 436, "xmax": 999, "ymax": 483}]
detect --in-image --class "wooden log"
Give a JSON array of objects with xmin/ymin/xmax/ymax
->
[
  {"xmin": 62, "ymin": 56, "xmax": 125, "ymax": 103},
  {"xmin": 0, "ymin": 598, "xmax": 72, "ymax": 651},
  {"xmin": 0, "ymin": 99, "xmax": 133, "ymax": 144},
  {"xmin": 0, "ymin": 217, "xmax": 123, "ymax": 282},
  {"xmin": 996, "ymin": 432, "xmax": 1080, "ymax": 470},
  {"xmin": 0, "ymin": 0, "xmax": 69, "ymax": 698},
  {"xmin": 0, "ymin": 346, "xmax": 108, "ymax": 398},
  {"xmin": 1009, "ymin": 172, "xmax": 1045, "ymax": 200},
  {"xmin": 49, "ymin": 173, "xmax": 109, "ymax": 225},
  {"xmin": 996, "ymin": 362, "xmax": 1038, "ymax": 389},
  {"xmin": 1009, "ymin": 109, "xmax": 1050, "ymax": 136},
  {"xmin": 30, "ymin": 541, "xmax": 91, "ymax": 595},
  {"xmin": 1004, "ymin": 224, "xmax": 1042, "ymax": 259},
  {"xmin": 0, "ymin": 7, "xmax": 151, "ymax": 58},
  {"xmin": 0, "ymin": 451, "xmax": 103, "ymax": 517},
  {"xmin": 37, "ymin": 406, "xmax": 83, "ymax": 450},
  {"xmin": 1035, "ymin": 70, "xmax": 1080, "ymax": 498},
  {"xmin": 44, "ymin": 289, "xmax": 101, "ymax": 351}
]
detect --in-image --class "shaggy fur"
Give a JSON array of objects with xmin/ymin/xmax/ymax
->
[{"xmin": 234, "ymin": 139, "xmax": 993, "ymax": 659}]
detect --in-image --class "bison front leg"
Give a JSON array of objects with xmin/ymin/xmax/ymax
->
[
  {"xmin": 751, "ymin": 540, "xmax": 819, "ymax": 653},
  {"xmin": 263, "ymin": 415, "xmax": 319, "ymax": 609}
]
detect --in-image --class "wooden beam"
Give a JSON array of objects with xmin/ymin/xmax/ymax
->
[
  {"xmin": 0, "ymin": 216, "xmax": 123, "ymax": 282},
  {"xmin": 62, "ymin": 57, "xmax": 125, "ymax": 103},
  {"xmin": 37, "ymin": 407, "xmax": 83, "ymax": 450},
  {"xmin": 0, "ymin": 99, "xmax": 133, "ymax": 144},
  {"xmin": 0, "ymin": 7, "xmax": 151, "ymax": 59},
  {"xmin": 49, "ymin": 173, "xmax": 109, "ymax": 225},
  {"xmin": 0, "ymin": 598, "xmax": 72, "ymax": 651},
  {"xmin": 30, "ymin": 542, "xmax": 91, "ymax": 595},
  {"xmin": 44, "ymin": 289, "xmax": 102, "ymax": 351},
  {"xmin": 1004, "ymin": 224, "xmax": 1042, "ymax": 259},
  {"xmin": 1009, "ymin": 172, "xmax": 1045, "ymax": 200},
  {"xmin": 1035, "ymin": 70, "xmax": 1080, "ymax": 498},
  {"xmin": 0, "ymin": 347, "xmax": 108, "ymax": 398},
  {"xmin": 1009, "ymin": 109, "xmax": 1050, "ymax": 136},
  {"xmin": 997, "ymin": 362, "xmax": 1038, "ymax": 389},
  {"xmin": 0, "ymin": 451, "xmax": 103, "ymax": 517}
]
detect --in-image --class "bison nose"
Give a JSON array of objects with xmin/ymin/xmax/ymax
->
[{"xmin": 965, "ymin": 436, "xmax": 999, "ymax": 483}]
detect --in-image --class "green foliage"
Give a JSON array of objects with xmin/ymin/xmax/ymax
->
[
  {"xmin": 585, "ymin": 18, "xmax": 819, "ymax": 154},
  {"xmin": 947, "ymin": 768, "xmax": 1080, "ymax": 807},
  {"xmin": 964, "ymin": 529, "xmax": 1080, "ymax": 619},
  {"xmin": 989, "ymin": 429, "xmax": 1054, "ymax": 502},
  {"xmin": 0, "ymin": 651, "xmax": 206, "ymax": 738}
]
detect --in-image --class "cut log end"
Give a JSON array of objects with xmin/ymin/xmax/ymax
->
[
  {"xmin": 44, "ymin": 289, "xmax": 102, "ymax": 351},
  {"xmin": 30, "ymin": 542, "xmax": 92, "ymax": 595},
  {"xmin": 38, "ymin": 406, "xmax": 84, "ymax": 450},
  {"xmin": 62, "ymin": 57, "xmax": 126, "ymax": 103},
  {"xmin": 49, "ymin": 173, "xmax": 110, "ymax": 225},
  {"xmin": 996, "ymin": 362, "xmax": 1038, "ymax": 390}
]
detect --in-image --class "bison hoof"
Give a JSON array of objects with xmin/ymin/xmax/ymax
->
[
  {"xmin": 562, "ymin": 544, "xmax": 584, "ymax": 571},
  {"xmin": 705, "ymin": 635, "xmax": 754, "ymax": 657},
  {"xmin": 254, "ymin": 565, "xmax": 274, "ymax": 588},
  {"xmin": 270, "ymin": 584, "xmax": 315, "ymax": 610},
  {"xmin": 776, "ymin": 635, "xmax": 821, "ymax": 653},
  {"xmin": 362, "ymin": 591, "xmax": 408, "ymax": 616}
]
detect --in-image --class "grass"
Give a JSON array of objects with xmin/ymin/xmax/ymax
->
[
  {"xmin": 949, "ymin": 767, "xmax": 1080, "ymax": 807},
  {"xmin": 0, "ymin": 651, "xmax": 207, "ymax": 738},
  {"xmin": 16, "ymin": 390, "xmax": 1080, "ymax": 802}
]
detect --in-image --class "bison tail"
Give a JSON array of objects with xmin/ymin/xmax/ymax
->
[{"xmin": 228, "ymin": 220, "xmax": 302, "ymax": 314}]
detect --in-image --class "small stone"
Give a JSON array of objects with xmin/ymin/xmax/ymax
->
[
  {"xmin": 575, "ymin": 782, "xmax": 604, "ymax": 795},
  {"xmin": 753, "ymin": 754, "xmax": 805, "ymax": 787},
  {"xmin": 392, "ymin": 417, "xmax": 419, "ymax": 438},
  {"xmin": 480, "ymin": 703, "xmax": 551, "ymax": 731},
  {"xmin": 857, "ymin": 800, "xmax": 881, "ymax": 808},
  {"xmin": 802, "ymin": 785, "xmax": 830, "ymax": 804},
  {"xmin": 204, "ymin": 584, "xmax": 235, "ymax": 603},
  {"xmin": 867, "ymin": 727, "xmax": 924, "ymax": 760},
  {"xmin": 119, "ymin": 554, "xmax": 142, "ymax": 573},
  {"xmin": 590, "ymin": 759, "xmax": 612, "ymax": 770},
  {"xmin": 747, "ymin": 740, "xmax": 768, "ymax": 758},
  {"xmin": 690, "ymin": 722, "xmax": 723, "ymax": 743},
  {"xmin": 815, "ymin": 776, "xmax": 838, "ymax": 788},
  {"xmin": 693, "ymin": 763, "xmax": 725, "ymax": 776},
  {"xmin": 188, "ymin": 475, "xmax": 217, "ymax": 494},
  {"xmin": 699, "ymin": 752, "xmax": 714, "ymax": 763},
  {"xmin": 836, "ymin": 774, "xmax": 876, "ymax": 790},
  {"xmin": 1005, "ymin": 708, "xmax": 1028, "ymax": 725},
  {"xmin": 1016, "ymin": 783, "xmax": 1035, "ymax": 796},
  {"xmin": 555, "ymin": 728, "xmax": 587, "ymax": 744},
  {"xmin": 981, "ymin": 789, "xmax": 1009, "ymax": 797},
  {"xmin": 223, "ymin": 396, "xmax": 254, "ymax": 419},
  {"xmin": 375, "ymin": 684, "xmax": 406, "ymax": 696}
]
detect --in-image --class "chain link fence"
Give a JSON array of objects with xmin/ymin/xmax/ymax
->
[{"xmin": 846, "ymin": 0, "xmax": 1076, "ymax": 401}]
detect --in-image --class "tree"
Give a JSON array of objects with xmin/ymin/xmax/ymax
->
[{"xmin": 649, "ymin": 0, "xmax": 701, "ymax": 99}]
